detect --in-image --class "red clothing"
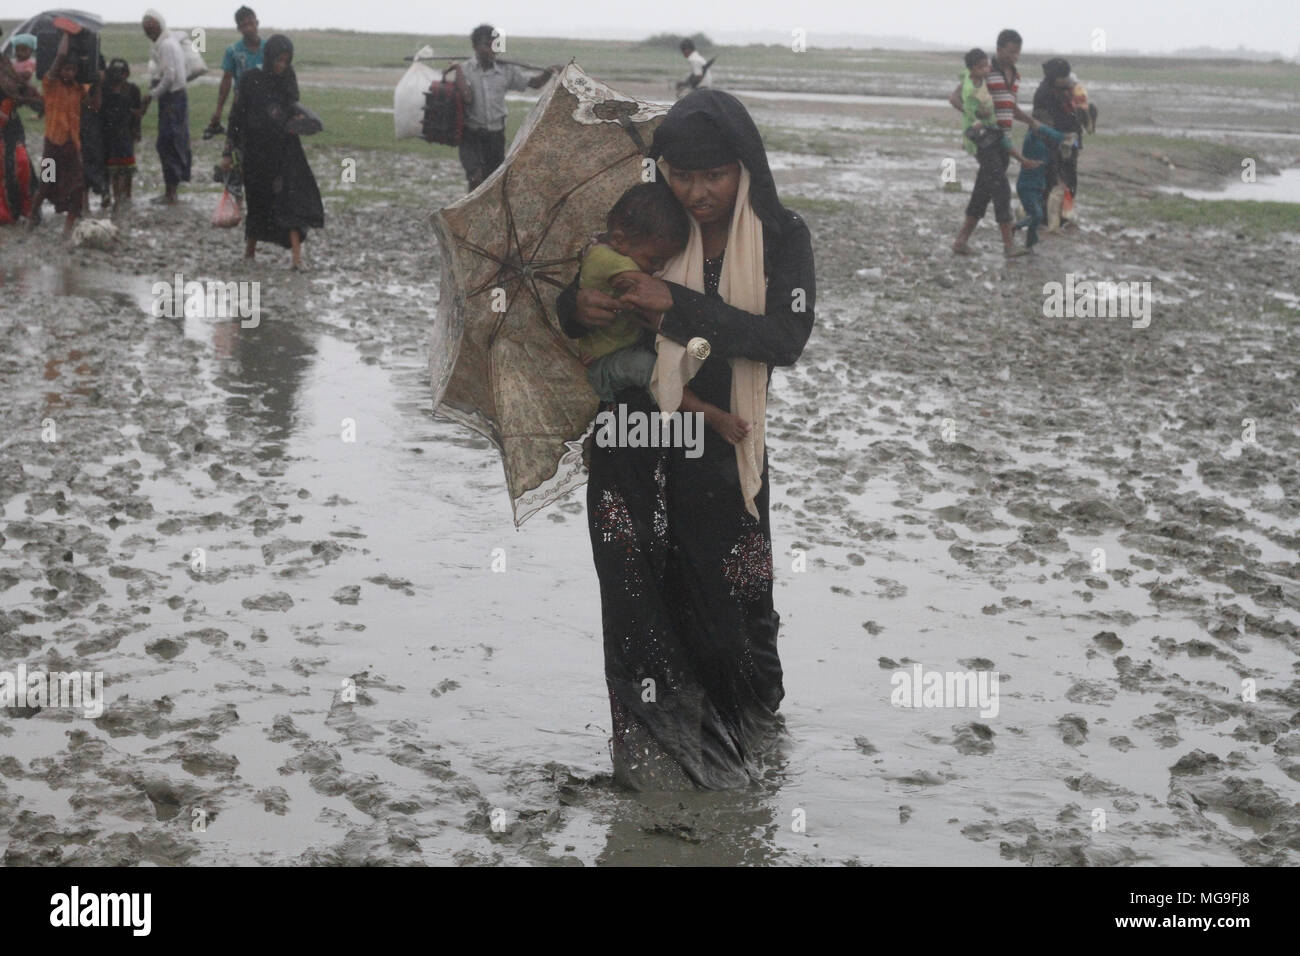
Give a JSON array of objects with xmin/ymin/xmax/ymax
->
[{"xmin": 986, "ymin": 61, "xmax": 1020, "ymax": 134}]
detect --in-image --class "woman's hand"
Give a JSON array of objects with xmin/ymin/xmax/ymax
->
[
  {"xmin": 573, "ymin": 288, "xmax": 622, "ymax": 329},
  {"xmin": 220, "ymin": 154, "xmax": 233, "ymax": 173},
  {"xmin": 614, "ymin": 272, "xmax": 674, "ymax": 314}
]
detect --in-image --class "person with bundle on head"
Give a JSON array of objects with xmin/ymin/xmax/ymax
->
[{"xmin": 28, "ymin": 25, "xmax": 99, "ymax": 238}]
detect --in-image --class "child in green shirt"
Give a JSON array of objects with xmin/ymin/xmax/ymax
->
[
  {"xmin": 959, "ymin": 52, "xmax": 1005, "ymax": 155},
  {"xmin": 577, "ymin": 183, "xmax": 747, "ymax": 443}
]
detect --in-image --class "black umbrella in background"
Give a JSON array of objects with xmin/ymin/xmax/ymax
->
[{"xmin": 1, "ymin": 9, "xmax": 102, "ymax": 83}]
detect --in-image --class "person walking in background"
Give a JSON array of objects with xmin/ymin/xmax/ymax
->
[
  {"xmin": 677, "ymin": 38, "xmax": 714, "ymax": 94},
  {"xmin": 80, "ymin": 53, "xmax": 109, "ymax": 211},
  {"xmin": 1014, "ymin": 107, "xmax": 1066, "ymax": 249},
  {"xmin": 141, "ymin": 8, "xmax": 191, "ymax": 204},
  {"xmin": 950, "ymin": 30, "xmax": 1043, "ymax": 257},
  {"xmin": 452, "ymin": 24, "xmax": 557, "ymax": 191},
  {"xmin": 8, "ymin": 33, "xmax": 38, "ymax": 82},
  {"xmin": 950, "ymin": 46, "xmax": 1039, "ymax": 257},
  {"xmin": 0, "ymin": 31, "xmax": 42, "ymax": 225},
  {"xmin": 207, "ymin": 5, "xmax": 262, "ymax": 137},
  {"xmin": 28, "ymin": 27, "xmax": 98, "ymax": 238},
  {"xmin": 100, "ymin": 57, "xmax": 144, "ymax": 209},
  {"xmin": 1033, "ymin": 58, "xmax": 1079, "ymax": 200},
  {"xmin": 221, "ymin": 35, "xmax": 323, "ymax": 269}
]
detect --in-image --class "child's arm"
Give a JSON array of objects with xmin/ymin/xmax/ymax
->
[
  {"xmin": 1009, "ymin": 145, "xmax": 1041, "ymax": 168},
  {"xmin": 86, "ymin": 68, "xmax": 103, "ymax": 110},
  {"xmin": 49, "ymin": 31, "xmax": 71, "ymax": 77},
  {"xmin": 1036, "ymin": 123, "xmax": 1066, "ymax": 144},
  {"xmin": 611, "ymin": 271, "xmax": 666, "ymax": 332},
  {"xmin": 679, "ymin": 387, "xmax": 751, "ymax": 445}
]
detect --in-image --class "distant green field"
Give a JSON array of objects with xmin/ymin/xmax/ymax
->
[
  {"xmin": 1114, "ymin": 194, "xmax": 1300, "ymax": 236},
  {"xmin": 14, "ymin": 24, "xmax": 1299, "ymax": 172},
  {"xmin": 85, "ymin": 24, "xmax": 1300, "ymax": 94}
]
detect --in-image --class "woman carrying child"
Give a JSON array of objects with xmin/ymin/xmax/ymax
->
[
  {"xmin": 555, "ymin": 90, "xmax": 816, "ymax": 790},
  {"xmin": 576, "ymin": 182, "xmax": 751, "ymax": 444}
]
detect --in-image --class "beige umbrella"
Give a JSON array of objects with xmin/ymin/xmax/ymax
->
[{"xmin": 430, "ymin": 63, "xmax": 668, "ymax": 525}]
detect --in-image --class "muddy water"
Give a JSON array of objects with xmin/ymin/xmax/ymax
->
[
  {"xmin": 2, "ymin": 83, "xmax": 1299, "ymax": 865},
  {"xmin": 1166, "ymin": 167, "xmax": 1300, "ymax": 203}
]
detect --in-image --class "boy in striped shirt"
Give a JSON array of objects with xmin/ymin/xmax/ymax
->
[{"xmin": 950, "ymin": 29, "xmax": 1045, "ymax": 256}]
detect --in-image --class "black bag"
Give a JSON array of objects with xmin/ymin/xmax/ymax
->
[
  {"xmin": 13, "ymin": 11, "xmax": 102, "ymax": 85},
  {"xmin": 965, "ymin": 123, "xmax": 1002, "ymax": 152},
  {"xmin": 421, "ymin": 67, "xmax": 464, "ymax": 146},
  {"xmin": 285, "ymin": 103, "xmax": 323, "ymax": 136}
]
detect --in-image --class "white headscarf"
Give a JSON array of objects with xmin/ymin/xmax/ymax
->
[{"xmin": 143, "ymin": 7, "xmax": 169, "ymax": 45}]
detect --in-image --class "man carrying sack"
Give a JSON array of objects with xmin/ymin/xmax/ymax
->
[{"xmin": 451, "ymin": 23, "xmax": 558, "ymax": 191}]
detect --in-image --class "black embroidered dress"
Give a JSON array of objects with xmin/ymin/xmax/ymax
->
[{"xmin": 555, "ymin": 92, "xmax": 816, "ymax": 789}]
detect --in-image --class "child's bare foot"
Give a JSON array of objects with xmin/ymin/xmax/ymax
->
[
  {"xmin": 952, "ymin": 242, "xmax": 973, "ymax": 256},
  {"xmin": 705, "ymin": 408, "xmax": 751, "ymax": 445}
]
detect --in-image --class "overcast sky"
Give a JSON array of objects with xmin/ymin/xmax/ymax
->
[{"xmin": 5, "ymin": 0, "xmax": 1299, "ymax": 54}]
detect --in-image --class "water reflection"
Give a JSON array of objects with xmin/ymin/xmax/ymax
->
[{"xmin": 210, "ymin": 316, "xmax": 315, "ymax": 459}]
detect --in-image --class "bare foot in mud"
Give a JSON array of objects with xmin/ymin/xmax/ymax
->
[
  {"xmin": 705, "ymin": 407, "xmax": 751, "ymax": 444},
  {"xmin": 952, "ymin": 243, "xmax": 973, "ymax": 256},
  {"xmin": 1004, "ymin": 246, "xmax": 1031, "ymax": 258}
]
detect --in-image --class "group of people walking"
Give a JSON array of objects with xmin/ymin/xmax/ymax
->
[
  {"xmin": 950, "ymin": 28, "xmax": 1095, "ymax": 256},
  {"xmin": 0, "ymin": 5, "xmax": 324, "ymax": 265},
  {"xmin": 3, "ymin": 17, "xmax": 1097, "ymax": 791}
]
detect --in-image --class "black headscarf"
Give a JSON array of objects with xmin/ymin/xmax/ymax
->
[
  {"xmin": 650, "ymin": 89, "xmax": 791, "ymax": 242},
  {"xmin": 254, "ymin": 34, "xmax": 299, "ymax": 103}
]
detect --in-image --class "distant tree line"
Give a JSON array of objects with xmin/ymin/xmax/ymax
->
[{"xmin": 640, "ymin": 32, "xmax": 713, "ymax": 50}]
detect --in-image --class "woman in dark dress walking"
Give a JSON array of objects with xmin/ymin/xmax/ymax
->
[
  {"xmin": 221, "ymin": 34, "xmax": 323, "ymax": 269},
  {"xmin": 556, "ymin": 90, "xmax": 816, "ymax": 790}
]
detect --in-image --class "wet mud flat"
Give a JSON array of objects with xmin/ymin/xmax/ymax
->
[{"xmin": 1, "ymin": 82, "xmax": 1298, "ymax": 865}]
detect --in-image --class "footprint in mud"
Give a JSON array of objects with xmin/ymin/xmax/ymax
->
[
  {"xmin": 1133, "ymin": 712, "xmax": 1181, "ymax": 748},
  {"xmin": 242, "ymin": 591, "xmax": 295, "ymax": 612},
  {"xmin": 145, "ymin": 637, "xmax": 187, "ymax": 660},
  {"xmin": 943, "ymin": 722, "xmax": 995, "ymax": 755},
  {"xmin": 1166, "ymin": 749, "xmax": 1300, "ymax": 864},
  {"xmin": 1092, "ymin": 631, "xmax": 1124, "ymax": 653},
  {"xmin": 257, "ymin": 786, "xmax": 291, "ymax": 815},
  {"xmin": 1056, "ymin": 714, "xmax": 1089, "ymax": 746},
  {"xmin": 1065, "ymin": 681, "xmax": 1117, "ymax": 705},
  {"xmin": 366, "ymin": 574, "xmax": 415, "ymax": 595}
]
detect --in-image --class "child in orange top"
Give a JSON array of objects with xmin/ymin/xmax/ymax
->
[{"xmin": 29, "ymin": 27, "xmax": 99, "ymax": 238}]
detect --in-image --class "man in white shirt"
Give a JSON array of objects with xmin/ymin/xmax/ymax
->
[
  {"xmin": 452, "ymin": 23, "xmax": 557, "ymax": 191},
  {"xmin": 142, "ymin": 8, "xmax": 191, "ymax": 204},
  {"xmin": 678, "ymin": 39, "xmax": 714, "ymax": 94}
]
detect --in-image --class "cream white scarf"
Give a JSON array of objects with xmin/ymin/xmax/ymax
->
[{"xmin": 651, "ymin": 162, "xmax": 767, "ymax": 520}]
